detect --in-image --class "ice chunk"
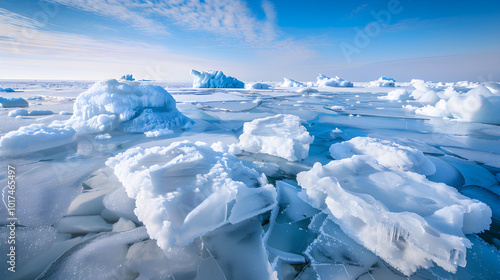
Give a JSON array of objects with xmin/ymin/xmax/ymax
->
[
  {"xmin": 102, "ymin": 187, "xmax": 139, "ymax": 223},
  {"xmin": 484, "ymin": 82, "xmax": 500, "ymax": 94},
  {"xmin": 296, "ymin": 87, "xmax": 318, "ymax": 94},
  {"xmin": 95, "ymin": 133, "xmax": 112, "ymax": 140},
  {"xmin": 246, "ymin": 82, "xmax": 272, "ymax": 89},
  {"xmin": 370, "ymin": 76, "xmax": 395, "ymax": 87},
  {"xmin": 415, "ymin": 99, "xmax": 451, "ymax": 118},
  {"xmin": 316, "ymin": 74, "xmax": 353, "ymax": 87},
  {"xmin": 8, "ymin": 109, "xmax": 29, "ymax": 117},
  {"xmin": 378, "ymin": 89, "xmax": 413, "ymax": 101},
  {"xmin": 418, "ymin": 90, "xmax": 440, "ymax": 106},
  {"xmin": 120, "ymin": 74, "xmax": 135, "ymax": 81},
  {"xmin": 144, "ymin": 127, "xmax": 173, "ymax": 137},
  {"xmin": 65, "ymin": 189, "xmax": 108, "ymax": 216},
  {"xmin": 0, "ymin": 87, "xmax": 15, "ymax": 92},
  {"xmin": 106, "ymin": 141, "xmax": 276, "ymax": 251},
  {"xmin": 0, "ymin": 96, "xmax": 28, "ymax": 107},
  {"xmin": 297, "ymin": 155, "xmax": 491, "ymax": 275},
  {"xmin": 66, "ymin": 79, "xmax": 190, "ymax": 133},
  {"xmin": 54, "ymin": 215, "xmax": 113, "ymax": 233},
  {"xmin": 190, "ymin": 69, "xmax": 244, "ymax": 88},
  {"xmin": 28, "ymin": 109, "xmax": 53, "ymax": 115},
  {"xmin": 446, "ymin": 86, "xmax": 500, "ymax": 124},
  {"xmin": 0, "ymin": 124, "xmax": 76, "ymax": 156},
  {"xmin": 329, "ymin": 137, "xmax": 436, "ymax": 175},
  {"xmin": 238, "ymin": 114, "xmax": 314, "ymax": 161},
  {"xmin": 112, "ymin": 217, "xmax": 137, "ymax": 232},
  {"xmin": 281, "ymin": 77, "xmax": 304, "ymax": 87}
]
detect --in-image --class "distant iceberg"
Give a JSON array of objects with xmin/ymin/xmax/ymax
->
[
  {"xmin": 120, "ymin": 74, "xmax": 135, "ymax": 81},
  {"xmin": 316, "ymin": 74, "xmax": 353, "ymax": 87},
  {"xmin": 67, "ymin": 79, "xmax": 191, "ymax": 133},
  {"xmin": 370, "ymin": 76, "xmax": 395, "ymax": 87},
  {"xmin": 0, "ymin": 97, "xmax": 28, "ymax": 108},
  {"xmin": 246, "ymin": 82, "xmax": 272, "ymax": 89},
  {"xmin": 280, "ymin": 77, "xmax": 305, "ymax": 87},
  {"xmin": 191, "ymin": 69, "xmax": 244, "ymax": 88}
]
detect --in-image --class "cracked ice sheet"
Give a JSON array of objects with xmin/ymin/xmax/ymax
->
[
  {"xmin": 297, "ymin": 155, "xmax": 491, "ymax": 276},
  {"xmin": 106, "ymin": 140, "xmax": 277, "ymax": 251}
]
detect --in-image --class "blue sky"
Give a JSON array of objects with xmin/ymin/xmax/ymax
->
[{"xmin": 0, "ymin": 0, "xmax": 499, "ymax": 82}]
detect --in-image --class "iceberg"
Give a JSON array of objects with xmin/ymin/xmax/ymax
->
[
  {"xmin": 280, "ymin": 78, "xmax": 305, "ymax": 87},
  {"xmin": 370, "ymin": 76, "xmax": 395, "ymax": 87},
  {"xmin": 297, "ymin": 155, "xmax": 491, "ymax": 276},
  {"xmin": 316, "ymin": 74, "xmax": 353, "ymax": 87},
  {"xmin": 0, "ymin": 96, "xmax": 28, "ymax": 108},
  {"xmin": 106, "ymin": 141, "xmax": 277, "ymax": 251},
  {"xmin": 120, "ymin": 74, "xmax": 135, "ymax": 81},
  {"xmin": 66, "ymin": 79, "xmax": 190, "ymax": 133},
  {"xmin": 238, "ymin": 114, "xmax": 314, "ymax": 161},
  {"xmin": 190, "ymin": 69, "xmax": 244, "ymax": 88},
  {"xmin": 246, "ymin": 82, "xmax": 272, "ymax": 89}
]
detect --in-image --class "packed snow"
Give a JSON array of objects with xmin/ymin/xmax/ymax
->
[
  {"xmin": 238, "ymin": 114, "xmax": 314, "ymax": 161},
  {"xmin": 190, "ymin": 69, "xmax": 245, "ymax": 88}
]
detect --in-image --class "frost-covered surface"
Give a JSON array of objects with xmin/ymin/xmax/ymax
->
[
  {"xmin": 238, "ymin": 114, "xmax": 314, "ymax": 161},
  {"xmin": 316, "ymin": 74, "xmax": 353, "ymax": 87},
  {"xmin": 280, "ymin": 77, "xmax": 305, "ymax": 87},
  {"xmin": 67, "ymin": 79, "xmax": 190, "ymax": 133},
  {"xmin": 297, "ymin": 155, "xmax": 491, "ymax": 276},
  {"xmin": 370, "ymin": 76, "xmax": 396, "ymax": 87},
  {"xmin": 106, "ymin": 141, "xmax": 277, "ymax": 251},
  {"xmin": 0, "ymin": 124, "xmax": 76, "ymax": 155},
  {"xmin": 191, "ymin": 69, "xmax": 245, "ymax": 88}
]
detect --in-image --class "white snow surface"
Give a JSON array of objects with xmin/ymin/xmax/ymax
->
[
  {"xmin": 190, "ymin": 69, "xmax": 244, "ymax": 88},
  {"xmin": 106, "ymin": 140, "xmax": 277, "ymax": 251},
  {"xmin": 297, "ymin": 155, "xmax": 492, "ymax": 276},
  {"xmin": 238, "ymin": 114, "xmax": 314, "ymax": 161},
  {"xmin": 66, "ymin": 79, "xmax": 190, "ymax": 133},
  {"xmin": 329, "ymin": 137, "xmax": 436, "ymax": 175},
  {"xmin": 316, "ymin": 74, "xmax": 353, "ymax": 87}
]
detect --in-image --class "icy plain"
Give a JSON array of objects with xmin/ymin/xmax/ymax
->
[{"xmin": 0, "ymin": 78, "xmax": 500, "ymax": 280}]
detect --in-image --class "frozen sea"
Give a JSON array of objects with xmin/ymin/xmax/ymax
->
[{"xmin": 1, "ymin": 79, "xmax": 500, "ymax": 279}]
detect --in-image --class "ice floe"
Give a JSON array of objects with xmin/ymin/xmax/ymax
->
[
  {"xmin": 316, "ymin": 74, "xmax": 353, "ymax": 87},
  {"xmin": 370, "ymin": 76, "xmax": 396, "ymax": 87},
  {"xmin": 191, "ymin": 69, "xmax": 245, "ymax": 88}
]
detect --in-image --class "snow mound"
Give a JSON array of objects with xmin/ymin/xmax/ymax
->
[
  {"xmin": 8, "ymin": 109, "xmax": 29, "ymax": 117},
  {"xmin": 446, "ymin": 86, "xmax": 500, "ymax": 124},
  {"xmin": 329, "ymin": 137, "xmax": 436, "ymax": 175},
  {"xmin": 378, "ymin": 89, "xmax": 412, "ymax": 101},
  {"xmin": 280, "ymin": 78, "xmax": 304, "ymax": 87},
  {"xmin": 0, "ymin": 97, "xmax": 28, "ymax": 108},
  {"xmin": 246, "ymin": 82, "xmax": 271, "ymax": 90},
  {"xmin": 66, "ymin": 79, "xmax": 190, "ymax": 134},
  {"xmin": 190, "ymin": 69, "xmax": 244, "ymax": 88},
  {"xmin": 0, "ymin": 124, "xmax": 76, "ymax": 156},
  {"xmin": 144, "ymin": 128, "xmax": 173, "ymax": 137},
  {"xmin": 316, "ymin": 74, "xmax": 353, "ymax": 87},
  {"xmin": 370, "ymin": 76, "xmax": 395, "ymax": 87},
  {"xmin": 238, "ymin": 114, "xmax": 314, "ymax": 161},
  {"xmin": 106, "ymin": 141, "xmax": 277, "ymax": 251},
  {"xmin": 297, "ymin": 155, "xmax": 492, "ymax": 276}
]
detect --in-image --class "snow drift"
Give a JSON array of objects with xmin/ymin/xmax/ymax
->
[
  {"xmin": 106, "ymin": 141, "xmax": 277, "ymax": 251},
  {"xmin": 238, "ymin": 114, "xmax": 314, "ymax": 161},
  {"xmin": 190, "ymin": 69, "xmax": 244, "ymax": 88},
  {"xmin": 66, "ymin": 79, "xmax": 190, "ymax": 133}
]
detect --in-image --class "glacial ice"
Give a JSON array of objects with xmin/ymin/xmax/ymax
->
[
  {"xmin": 238, "ymin": 114, "xmax": 314, "ymax": 161},
  {"xmin": 0, "ymin": 96, "xmax": 28, "ymax": 107},
  {"xmin": 106, "ymin": 141, "xmax": 277, "ymax": 251},
  {"xmin": 67, "ymin": 79, "xmax": 190, "ymax": 133},
  {"xmin": 316, "ymin": 74, "xmax": 353, "ymax": 87},
  {"xmin": 281, "ymin": 77, "xmax": 305, "ymax": 87},
  {"xmin": 297, "ymin": 155, "xmax": 491, "ymax": 276},
  {"xmin": 191, "ymin": 69, "xmax": 245, "ymax": 88},
  {"xmin": 329, "ymin": 137, "xmax": 436, "ymax": 175},
  {"xmin": 370, "ymin": 76, "xmax": 395, "ymax": 87}
]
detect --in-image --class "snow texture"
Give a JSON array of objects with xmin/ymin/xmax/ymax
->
[
  {"xmin": 106, "ymin": 141, "xmax": 277, "ymax": 251},
  {"xmin": 66, "ymin": 79, "xmax": 190, "ymax": 133},
  {"xmin": 238, "ymin": 114, "xmax": 314, "ymax": 161},
  {"xmin": 191, "ymin": 69, "xmax": 244, "ymax": 88},
  {"xmin": 297, "ymin": 155, "xmax": 491, "ymax": 276}
]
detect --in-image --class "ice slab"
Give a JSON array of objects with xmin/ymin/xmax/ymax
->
[
  {"xmin": 191, "ymin": 69, "xmax": 244, "ymax": 88},
  {"xmin": 370, "ymin": 77, "xmax": 395, "ymax": 87},
  {"xmin": 281, "ymin": 78, "xmax": 305, "ymax": 87},
  {"xmin": 55, "ymin": 215, "xmax": 112, "ymax": 234},
  {"xmin": 0, "ymin": 96, "xmax": 28, "ymax": 107},
  {"xmin": 106, "ymin": 141, "xmax": 276, "ymax": 251},
  {"xmin": 297, "ymin": 155, "xmax": 491, "ymax": 275},
  {"xmin": 316, "ymin": 74, "xmax": 353, "ymax": 88},
  {"xmin": 238, "ymin": 114, "xmax": 314, "ymax": 161}
]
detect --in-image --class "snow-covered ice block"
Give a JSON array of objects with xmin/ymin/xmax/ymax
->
[
  {"xmin": 418, "ymin": 90, "xmax": 440, "ymax": 106},
  {"xmin": 280, "ymin": 78, "xmax": 304, "ymax": 87},
  {"xmin": 296, "ymin": 87, "xmax": 318, "ymax": 94},
  {"xmin": 112, "ymin": 217, "xmax": 136, "ymax": 232},
  {"xmin": 246, "ymin": 82, "xmax": 271, "ymax": 89},
  {"xmin": 297, "ymin": 155, "xmax": 492, "ymax": 276},
  {"xmin": 238, "ymin": 114, "xmax": 314, "ymax": 161},
  {"xmin": 0, "ymin": 87, "xmax": 15, "ymax": 92},
  {"xmin": 0, "ymin": 124, "xmax": 76, "ymax": 156},
  {"xmin": 416, "ymin": 99, "xmax": 451, "ymax": 118},
  {"xmin": 0, "ymin": 96, "xmax": 28, "ymax": 107},
  {"xmin": 102, "ymin": 187, "xmax": 139, "ymax": 224},
  {"xmin": 370, "ymin": 76, "xmax": 395, "ymax": 87},
  {"xmin": 190, "ymin": 69, "xmax": 244, "ymax": 88},
  {"xmin": 378, "ymin": 89, "xmax": 412, "ymax": 101},
  {"xmin": 446, "ymin": 86, "xmax": 500, "ymax": 124},
  {"xmin": 95, "ymin": 133, "xmax": 112, "ymax": 140},
  {"xmin": 316, "ymin": 74, "xmax": 353, "ymax": 87},
  {"xmin": 65, "ymin": 189, "xmax": 108, "ymax": 216},
  {"xmin": 54, "ymin": 215, "xmax": 112, "ymax": 233},
  {"xmin": 66, "ymin": 79, "xmax": 190, "ymax": 133},
  {"xmin": 8, "ymin": 109, "xmax": 29, "ymax": 117},
  {"xmin": 106, "ymin": 141, "xmax": 276, "ymax": 251},
  {"xmin": 29, "ymin": 109, "xmax": 53, "ymax": 115},
  {"xmin": 329, "ymin": 137, "xmax": 436, "ymax": 175},
  {"xmin": 144, "ymin": 127, "xmax": 173, "ymax": 137}
]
